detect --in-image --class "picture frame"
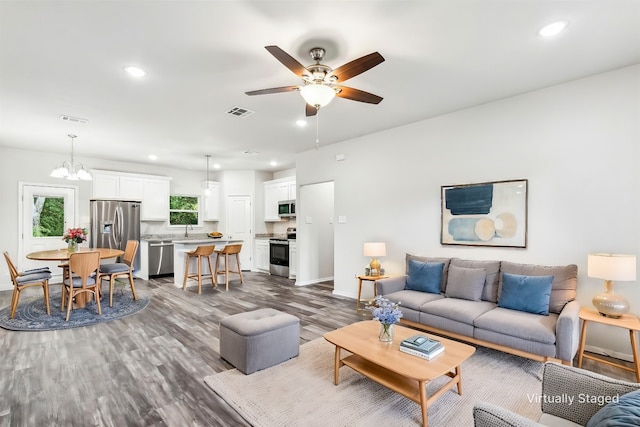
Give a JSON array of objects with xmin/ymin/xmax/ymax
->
[{"xmin": 441, "ymin": 179, "xmax": 528, "ymax": 248}]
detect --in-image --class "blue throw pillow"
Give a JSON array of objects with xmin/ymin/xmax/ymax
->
[
  {"xmin": 587, "ymin": 389, "xmax": 640, "ymax": 427},
  {"xmin": 498, "ymin": 272, "xmax": 553, "ymax": 315},
  {"xmin": 405, "ymin": 260, "xmax": 444, "ymax": 294}
]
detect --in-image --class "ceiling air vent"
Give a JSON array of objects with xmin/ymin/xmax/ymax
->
[
  {"xmin": 226, "ymin": 106, "xmax": 255, "ymax": 118},
  {"xmin": 60, "ymin": 115, "xmax": 89, "ymax": 124}
]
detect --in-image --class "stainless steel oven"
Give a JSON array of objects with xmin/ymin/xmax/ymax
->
[{"xmin": 269, "ymin": 239, "xmax": 289, "ymax": 277}]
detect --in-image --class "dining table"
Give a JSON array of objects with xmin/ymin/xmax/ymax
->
[{"xmin": 26, "ymin": 247, "xmax": 125, "ymax": 307}]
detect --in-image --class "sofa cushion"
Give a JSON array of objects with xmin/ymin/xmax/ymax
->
[
  {"xmin": 450, "ymin": 258, "xmax": 501, "ymax": 302},
  {"xmin": 498, "ymin": 272, "xmax": 553, "ymax": 315},
  {"xmin": 383, "ymin": 289, "xmax": 444, "ymax": 311},
  {"xmin": 405, "ymin": 260, "xmax": 444, "ymax": 294},
  {"xmin": 420, "ymin": 298, "xmax": 496, "ymax": 325},
  {"xmin": 406, "ymin": 254, "xmax": 451, "ymax": 292},
  {"xmin": 586, "ymin": 389, "xmax": 640, "ymax": 427},
  {"xmin": 474, "ymin": 307, "xmax": 557, "ymax": 344},
  {"xmin": 445, "ymin": 265, "xmax": 486, "ymax": 301},
  {"xmin": 499, "ymin": 262, "xmax": 577, "ymax": 314}
]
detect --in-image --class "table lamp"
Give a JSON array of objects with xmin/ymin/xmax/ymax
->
[
  {"xmin": 587, "ymin": 253, "xmax": 637, "ymax": 318},
  {"xmin": 363, "ymin": 242, "xmax": 386, "ymax": 277}
]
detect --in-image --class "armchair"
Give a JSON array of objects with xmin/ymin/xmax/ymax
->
[{"xmin": 473, "ymin": 362, "xmax": 640, "ymax": 427}]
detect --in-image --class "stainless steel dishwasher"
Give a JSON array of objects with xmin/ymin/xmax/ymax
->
[{"xmin": 148, "ymin": 240, "xmax": 174, "ymax": 276}]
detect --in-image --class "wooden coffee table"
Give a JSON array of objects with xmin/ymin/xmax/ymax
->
[{"xmin": 324, "ymin": 320, "xmax": 475, "ymax": 427}]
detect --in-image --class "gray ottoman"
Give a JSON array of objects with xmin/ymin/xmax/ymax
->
[{"xmin": 219, "ymin": 308, "xmax": 300, "ymax": 374}]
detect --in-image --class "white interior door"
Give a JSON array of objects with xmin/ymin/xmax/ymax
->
[
  {"xmin": 226, "ymin": 195, "xmax": 252, "ymax": 270},
  {"xmin": 19, "ymin": 184, "xmax": 76, "ymax": 272}
]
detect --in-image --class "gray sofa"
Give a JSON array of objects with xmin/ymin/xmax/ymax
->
[{"xmin": 376, "ymin": 255, "xmax": 580, "ymax": 364}]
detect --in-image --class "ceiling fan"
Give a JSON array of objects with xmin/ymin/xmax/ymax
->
[{"xmin": 245, "ymin": 45, "xmax": 385, "ymax": 117}]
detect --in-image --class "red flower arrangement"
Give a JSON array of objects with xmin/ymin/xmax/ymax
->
[{"xmin": 62, "ymin": 227, "xmax": 88, "ymax": 244}]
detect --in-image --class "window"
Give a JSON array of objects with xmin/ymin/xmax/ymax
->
[
  {"xmin": 32, "ymin": 196, "xmax": 64, "ymax": 237},
  {"xmin": 169, "ymin": 195, "xmax": 200, "ymax": 226}
]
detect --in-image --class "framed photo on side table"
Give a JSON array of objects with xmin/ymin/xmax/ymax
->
[{"xmin": 441, "ymin": 179, "xmax": 528, "ymax": 248}]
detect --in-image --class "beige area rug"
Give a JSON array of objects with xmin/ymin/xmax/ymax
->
[{"xmin": 204, "ymin": 338, "xmax": 543, "ymax": 427}]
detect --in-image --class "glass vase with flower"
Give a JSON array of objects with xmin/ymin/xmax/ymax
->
[
  {"xmin": 62, "ymin": 227, "xmax": 88, "ymax": 253},
  {"xmin": 367, "ymin": 295, "xmax": 403, "ymax": 343}
]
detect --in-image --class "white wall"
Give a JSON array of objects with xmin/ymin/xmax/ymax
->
[{"xmin": 296, "ymin": 65, "xmax": 640, "ymax": 357}]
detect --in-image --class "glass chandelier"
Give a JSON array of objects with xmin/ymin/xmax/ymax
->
[{"xmin": 50, "ymin": 134, "xmax": 92, "ymax": 180}]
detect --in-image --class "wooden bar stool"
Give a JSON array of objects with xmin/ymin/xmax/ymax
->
[
  {"xmin": 214, "ymin": 244, "xmax": 243, "ymax": 291},
  {"xmin": 182, "ymin": 245, "xmax": 216, "ymax": 294}
]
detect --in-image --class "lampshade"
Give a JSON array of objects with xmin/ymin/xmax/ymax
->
[
  {"xmin": 50, "ymin": 134, "xmax": 92, "ymax": 181},
  {"xmin": 300, "ymin": 84, "xmax": 336, "ymax": 108},
  {"xmin": 588, "ymin": 254, "xmax": 636, "ymax": 281},
  {"xmin": 363, "ymin": 242, "xmax": 386, "ymax": 257},
  {"xmin": 588, "ymin": 253, "xmax": 636, "ymax": 318}
]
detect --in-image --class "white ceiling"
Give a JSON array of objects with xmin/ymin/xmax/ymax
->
[{"xmin": 1, "ymin": 1, "xmax": 639, "ymax": 173}]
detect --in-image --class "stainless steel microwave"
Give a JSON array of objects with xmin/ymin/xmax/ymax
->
[{"xmin": 278, "ymin": 200, "xmax": 295, "ymax": 218}]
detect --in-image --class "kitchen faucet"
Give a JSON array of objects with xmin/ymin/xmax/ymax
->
[{"xmin": 185, "ymin": 224, "xmax": 193, "ymax": 237}]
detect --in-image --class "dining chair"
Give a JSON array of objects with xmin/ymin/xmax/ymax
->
[
  {"xmin": 3, "ymin": 251, "xmax": 51, "ymax": 319},
  {"xmin": 183, "ymin": 245, "xmax": 216, "ymax": 294},
  {"xmin": 63, "ymin": 251, "xmax": 101, "ymax": 321},
  {"xmin": 214, "ymin": 244, "xmax": 244, "ymax": 291},
  {"xmin": 98, "ymin": 240, "xmax": 139, "ymax": 307}
]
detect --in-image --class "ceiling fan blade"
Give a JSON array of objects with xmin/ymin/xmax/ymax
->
[
  {"xmin": 331, "ymin": 52, "xmax": 385, "ymax": 82},
  {"xmin": 305, "ymin": 103, "xmax": 318, "ymax": 117},
  {"xmin": 335, "ymin": 86, "xmax": 383, "ymax": 104},
  {"xmin": 265, "ymin": 45, "xmax": 308, "ymax": 78},
  {"xmin": 245, "ymin": 86, "xmax": 300, "ymax": 96}
]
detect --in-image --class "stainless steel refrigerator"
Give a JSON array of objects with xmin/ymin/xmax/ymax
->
[{"xmin": 90, "ymin": 199, "xmax": 141, "ymax": 271}]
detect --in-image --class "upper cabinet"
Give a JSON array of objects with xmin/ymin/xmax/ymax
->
[
  {"xmin": 263, "ymin": 176, "xmax": 296, "ymax": 222},
  {"xmin": 202, "ymin": 180, "xmax": 221, "ymax": 221},
  {"xmin": 91, "ymin": 170, "xmax": 172, "ymax": 221}
]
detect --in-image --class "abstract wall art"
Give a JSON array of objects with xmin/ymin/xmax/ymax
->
[{"xmin": 441, "ymin": 179, "xmax": 528, "ymax": 248}]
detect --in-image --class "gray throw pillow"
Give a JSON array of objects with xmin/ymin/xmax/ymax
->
[{"xmin": 445, "ymin": 264, "xmax": 487, "ymax": 301}]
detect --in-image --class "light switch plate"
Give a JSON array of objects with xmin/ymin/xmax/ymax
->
[
  {"xmin": 305, "ymin": 217, "xmax": 313, "ymax": 224},
  {"xmin": 338, "ymin": 216, "xmax": 347, "ymax": 223}
]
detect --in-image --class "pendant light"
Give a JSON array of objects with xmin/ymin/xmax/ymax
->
[
  {"xmin": 50, "ymin": 134, "xmax": 92, "ymax": 180},
  {"xmin": 204, "ymin": 154, "xmax": 212, "ymax": 196}
]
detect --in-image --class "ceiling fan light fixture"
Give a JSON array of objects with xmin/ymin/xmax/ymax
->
[{"xmin": 300, "ymin": 84, "xmax": 336, "ymax": 108}]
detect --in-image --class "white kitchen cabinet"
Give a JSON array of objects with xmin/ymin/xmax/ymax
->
[
  {"xmin": 202, "ymin": 180, "xmax": 220, "ymax": 221},
  {"xmin": 91, "ymin": 171, "xmax": 120, "ymax": 198},
  {"xmin": 263, "ymin": 177, "xmax": 296, "ymax": 222},
  {"xmin": 91, "ymin": 170, "xmax": 171, "ymax": 221},
  {"xmin": 119, "ymin": 176, "xmax": 145, "ymax": 200},
  {"xmin": 142, "ymin": 178, "xmax": 170, "ymax": 221},
  {"xmin": 254, "ymin": 239, "xmax": 270, "ymax": 272},
  {"xmin": 289, "ymin": 240, "xmax": 297, "ymax": 279}
]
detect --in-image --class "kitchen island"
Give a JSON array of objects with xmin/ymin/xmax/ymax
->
[{"xmin": 172, "ymin": 238, "xmax": 243, "ymax": 288}]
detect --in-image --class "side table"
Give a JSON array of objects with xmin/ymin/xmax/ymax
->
[
  {"xmin": 356, "ymin": 275, "xmax": 388, "ymax": 310},
  {"xmin": 577, "ymin": 307, "xmax": 640, "ymax": 382}
]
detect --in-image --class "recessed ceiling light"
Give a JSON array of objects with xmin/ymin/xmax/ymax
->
[
  {"xmin": 538, "ymin": 20, "xmax": 569, "ymax": 37},
  {"xmin": 124, "ymin": 66, "xmax": 147, "ymax": 77},
  {"xmin": 148, "ymin": 154, "xmax": 157, "ymax": 160},
  {"xmin": 270, "ymin": 161, "xmax": 277, "ymax": 167},
  {"xmin": 213, "ymin": 164, "xmax": 221, "ymax": 169},
  {"xmin": 296, "ymin": 119, "xmax": 307, "ymax": 127}
]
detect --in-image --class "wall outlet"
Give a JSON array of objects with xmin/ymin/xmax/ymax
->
[{"xmin": 305, "ymin": 217, "xmax": 313, "ymax": 224}]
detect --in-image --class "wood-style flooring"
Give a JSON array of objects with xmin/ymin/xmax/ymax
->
[{"xmin": 0, "ymin": 272, "xmax": 636, "ymax": 426}]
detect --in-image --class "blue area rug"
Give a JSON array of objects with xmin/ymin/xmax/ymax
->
[{"xmin": 0, "ymin": 288, "xmax": 150, "ymax": 331}]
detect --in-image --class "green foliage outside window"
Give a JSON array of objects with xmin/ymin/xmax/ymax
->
[
  {"xmin": 169, "ymin": 195, "xmax": 199, "ymax": 225},
  {"xmin": 33, "ymin": 196, "xmax": 64, "ymax": 237}
]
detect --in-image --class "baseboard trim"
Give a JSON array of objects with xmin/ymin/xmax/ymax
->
[
  {"xmin": 584, "ymin": 344, "xmax": 634, "ymax": 363},
  {"xmin": 295, "ymin": 276, "xmax": 334, "ymax": 287}
]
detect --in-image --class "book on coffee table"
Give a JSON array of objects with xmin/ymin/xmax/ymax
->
[
  {"xmin": 399, "ymin": 344, "xmax": 445, "ymax": 360},
  {"xmin": 400, "ymin": 334, "xmax": 443, "ymax": 354}
]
